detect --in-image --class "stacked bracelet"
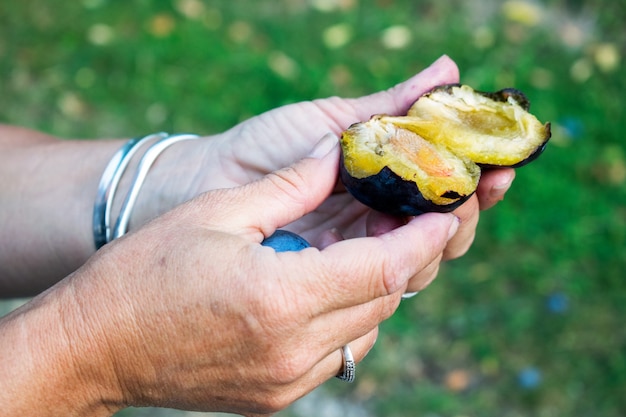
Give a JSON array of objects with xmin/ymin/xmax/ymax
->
[{"xmin": 93, "ymin": 132, "xmax": 200, "ymax": 250}]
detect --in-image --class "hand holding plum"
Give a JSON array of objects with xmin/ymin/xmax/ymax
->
[
  {"xmin": 0, "ymin": 55, "xmax": 520, "ymax": 416},
  {"xmin": 12, "ymin": 135, "xmax": 459, "ymax": 415},
  {"xmin": 142, "ymin": 55, "xmax": 517, "ymax": 267}
]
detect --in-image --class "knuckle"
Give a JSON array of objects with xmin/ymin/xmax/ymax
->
[
  {"xmin": 380, "ymin": 294, "xmax": 402, "ymax": 320},
  {"xmin": 443, "ymin": 230, "xmax": 476, "ymax": 260},
  {"xmin": 408, "ymin": 260, "xmax": 441, "ymax": 292},
  {"xmin": 255, "ymin": 391, "xmax": 296, "ymax": 414},
  {"xmin": 239, "ymin": 287, "xmax": 310, "ymax": 384},
  {"xmin": 267, "ymin": 350, "xmax": 307, "ymax": 385},
  {"xmin": 267, "ymin": 167, "xmax": 307, "ymax": 201},
  {"xmin": 379, "ymin": 248, "xmax": 418, "ymax": 296}
]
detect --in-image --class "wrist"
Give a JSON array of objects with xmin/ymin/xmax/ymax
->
[
  {"xmin": 126, "ymin": 135, "xmax": 210, "ymax": 229},
  {"xmin": 0, "ymin": 281, "xmax": 123, "ymax": 416},
  {"xmin": 0, "ymin": 136, "xmax": 127, "ymax": 295}
]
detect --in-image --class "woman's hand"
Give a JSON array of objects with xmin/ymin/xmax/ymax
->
[
  {"xmin": 142, "ymin": 55, "xmax": 515, "ymax": 294},
  {"xmin": 0, "ymin": 55, "xmax": 513, "ymax": 416},
  {"xmin": 0, "ymin": 55, "xmax": 512, "ymax": 299},
  {"xmin": 33, "ymin": 136, "xmax": 460, "ymax": 416},
  {"xmin": 150, "ymin": 56, "xmax": 462, "ymax": 235}
]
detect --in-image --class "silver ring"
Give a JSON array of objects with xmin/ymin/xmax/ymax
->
[{"xmin": 336, "ymin": 345, "xmax": 355, "ymax": 383}]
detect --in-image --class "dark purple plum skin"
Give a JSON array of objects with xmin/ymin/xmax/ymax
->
[{"xmin": 339, "ymin": 154, "xmax": 472, "ymax": 216}]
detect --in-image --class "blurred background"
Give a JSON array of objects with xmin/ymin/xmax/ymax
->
[{"xmin": 1, "ymin": 0, "xmax": 624, "ymax": 416}]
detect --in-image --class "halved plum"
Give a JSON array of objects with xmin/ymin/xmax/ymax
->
[{"xmin": 339, "ymin": 84, "xmax": 551, "ymax": 215}]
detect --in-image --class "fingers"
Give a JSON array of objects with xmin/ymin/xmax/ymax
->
[
  {"xmin": 476, "ymin": 168, "xmax": 516, "ymax": 210},
  {"xmin": 320, "ymin": 212, "xmax": 442, "ymax": 298},
  {"xmin": 365, "ymin": 211, "xmax": 444, "ymax": 292},
  {"xmin": 251, "ymin": 328, "xmax": 379, "ymax": 415},
  {"xmin": 310, "ymin": 327, "xmax": 378, "ymax": 383},
  {"xmin": 297, "ymin": 212, "xmax": 459, "ymax": 314},
  {"xmin": 365, "ymin": 210, "xmax": 408, "ymax": 237},
  {"xmin": 442, "ymin": 195, "xmax": 479, "ymax": 261},
  {"xmin": 441, "ymin": 168, "xmax": 516, "ymax": 260},
  {"xmin": 349, "ymin": 55, "xmax": 460, "ymax": 121},
  {"xmin": 405, "ymin": 253, "xmax": 443, "ymax": 293}
]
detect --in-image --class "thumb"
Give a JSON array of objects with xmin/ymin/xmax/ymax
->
[{"xmin": 197, "ymin": 132, "xmax": 340, "ymax": 237}]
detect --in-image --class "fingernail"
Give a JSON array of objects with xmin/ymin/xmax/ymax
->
[
  {"xmin": 447, "ymin": 215, "xmax": 460, "ymax": 241},
  {"xmin": 490, "ymin": 173, "xmax": 515, "ymax": 198},
  {"xmin": 431, "ymin": 54, "xmax": 450, "ymax": 67},
  {"xmin": 401, "ymin": 291, "xmax": 419, "ymax": 300},
  {"xmin": 308, "ymin": 132, "xmax": 339, "ymax": 159}
]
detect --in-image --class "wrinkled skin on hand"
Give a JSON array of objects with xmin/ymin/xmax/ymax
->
[
  {"xmin": 0, "ymin": 56, "xmax": 516, "ymax": 417},
  {"xmin": 62, "ymin": 139, "xmax": 461, "ymax": 416},
  {"xmin": 80, "ymin": 55, "xmax": 516, "ymax": 415}
]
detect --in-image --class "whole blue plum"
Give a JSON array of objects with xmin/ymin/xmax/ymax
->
[{"xmin": 261, "ymin": 230, "xmax": 310, "ymax": 252}]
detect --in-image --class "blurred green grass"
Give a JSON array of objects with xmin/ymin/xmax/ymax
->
[{"xmin": 1, "ymin": 0, "xmax": 625, "ymax": 416}]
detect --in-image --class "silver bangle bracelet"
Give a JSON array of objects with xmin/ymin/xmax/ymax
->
[
  {"xmin": 112, "ymin": 133, "xmax": 200, "ymax": 240},
  {"xmin": 93, "ymin": 132, "xmax": 167, "ymax": 250}
]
